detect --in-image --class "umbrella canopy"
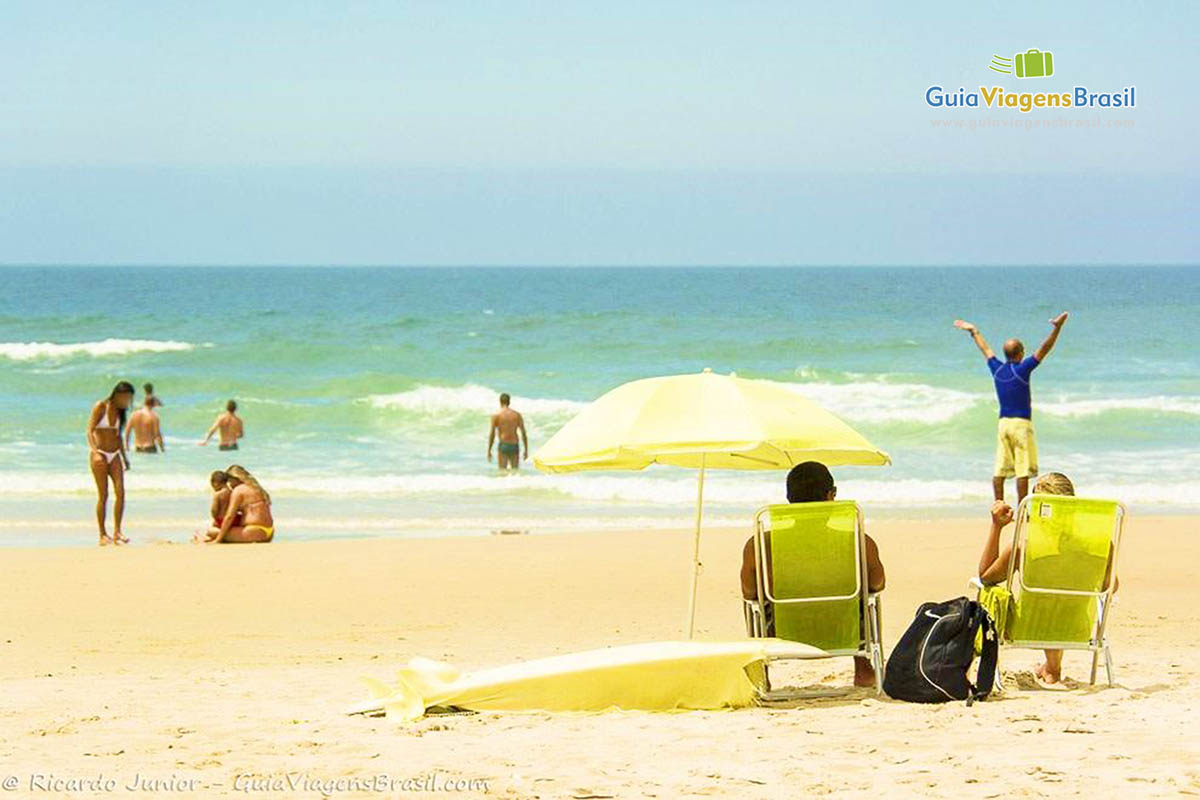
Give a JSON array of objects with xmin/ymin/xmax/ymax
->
[
  {"xmin": 534, "ymin": 369, "xmax": 890, "ymax": 472},
  {"xmin": 533, "ymin": 369, "xmax": 890, "ymax": 638}
]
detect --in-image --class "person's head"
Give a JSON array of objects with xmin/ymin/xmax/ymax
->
[
  {"xmin": 499, "ymin": 393, "xmax": 510, "ymax": 407},
  {"xmin": 226, "ymin": 399, "xmax": 237, "ymax": 413},
  {"xmin": 143, "ymin": 395, "xmax": 156, "ymax": 409},
  {"xmin": 1003, "ymin": 338, "xmax": 1025, "ymax": 362},
  {"xmin": 1033, "ymin": 471, "xmax": 1075, "ymax": 496},
  {"xmin": 210, "ymin": 470, "xmax": 229, "ymax": 491},
  {"xmin": 143, "ymin": 382, "xmax": 154, "ymax": 395},
  {"xmin": 106, "ymin": 381, "xmax": 135, "ymax": 431},
  {"xmin": 786, "ymin": 461, "xmax": 837, "ymax": 503},
  {"xmin": 108, "ymin": 381, "xmax": 135, "ymax": 410},
  {"xmin": 225, "ymin": 464, "xmax": 269, "ymax": 503}
]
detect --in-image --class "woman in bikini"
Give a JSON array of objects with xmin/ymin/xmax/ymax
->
[
  {"xmin": 207, "ymin": 464, "xmax": 275, "ymax": 543},
  {"xmin": 86, "ymin": 381, "xmax": 135, "ymax": 546}
]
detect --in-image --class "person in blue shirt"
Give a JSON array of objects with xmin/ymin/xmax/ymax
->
[{"xmin": 954, "ymin": 312, "xmax": 1069, "ymax": 502}]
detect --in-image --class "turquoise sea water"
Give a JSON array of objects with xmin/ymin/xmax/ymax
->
[{"xmin": 1, "ymin": 266, "xmax": 1197, "ymax": 546}]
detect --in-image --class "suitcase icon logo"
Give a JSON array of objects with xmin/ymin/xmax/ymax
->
[{"xmin": 988, "ymin": 49, "xmax": 1054, "ymax": 78}]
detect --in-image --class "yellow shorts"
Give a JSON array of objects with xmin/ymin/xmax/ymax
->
[{"xmin": 995, "ymin": 417, "xmax": 1038, "ymax": 479}]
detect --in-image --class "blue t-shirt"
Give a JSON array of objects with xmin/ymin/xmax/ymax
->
[{"xmin": 987, "ymin": 355, "xmax": 1040, "ymax": 419}]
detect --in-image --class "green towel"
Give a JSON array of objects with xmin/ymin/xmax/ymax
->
[{"xmin": 976, "ymin": 584, "xmax": 1011, "ymax": 655}]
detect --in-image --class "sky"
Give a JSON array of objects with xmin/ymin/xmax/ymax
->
[{"xmin": 0, "ymin": 1, "xmax": 1196, "ymax": 265}]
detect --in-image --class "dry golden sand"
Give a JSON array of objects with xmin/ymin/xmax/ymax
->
[{"xmin": 1, "ymin": 516, "xmax": 1198, "ymax": 799}]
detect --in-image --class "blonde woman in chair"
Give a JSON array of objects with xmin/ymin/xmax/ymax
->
[{"xmin": 976, "ymin": 471, "xmax": 1116, "ymax": 688}]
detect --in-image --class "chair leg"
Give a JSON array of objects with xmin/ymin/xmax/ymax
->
[
  {"xmin": 1090, "ymin": 649, "xmax": 1100, "ymax": 686},
  {"xmin": 1104, "ymin": 646, "xmax": 1115, "ymax": 687},
  {"xmin": 869, "ymin": 602, "xmax": 885, "ymax": 695},
  {"xmin": 992, "ymin": 646, "xmax": 1005, "ymax": 696},
  {"xmin": 872, "ymin": 643, "xmax": 885, "ymax": 696}
]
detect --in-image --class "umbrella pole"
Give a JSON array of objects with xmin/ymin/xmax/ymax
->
[{"xmin": 686, "ymin": 454, "xmax": 706, "ymax": 639}]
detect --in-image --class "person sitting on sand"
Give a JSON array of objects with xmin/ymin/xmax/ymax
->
[
  {"xmin": 199, "ymin": 399, "xmax": 243, "ymax": 450},
  {"xmin": 199, "ymin": 465, "xmax": 274, "ymax": 544},
  {"xmin": 739, "ymin": 461, "xmax": 886, "ymax": 687},
  {"xmin": 126, "ymin": 396, "xmax": 165, "ymax": 454},
  {"xmin": 206, "ymin": 470, "xmax": 242, "ymax": 532},
  {"xmin": 976, "ymin": 471, "xmax": 1115, "ymax": 688}
]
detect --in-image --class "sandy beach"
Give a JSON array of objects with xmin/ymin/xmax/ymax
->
[{"xmin": 1, "ymin": 514, "xmax": 1197, "ymax": 799}]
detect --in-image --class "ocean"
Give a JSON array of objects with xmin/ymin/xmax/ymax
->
[{"xmin": 2, "ymin": 265, "xmax": 1197, "ymax": 546}]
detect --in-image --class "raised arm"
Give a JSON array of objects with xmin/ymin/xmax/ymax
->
[
  {"xmin": 978, "ymin": 501, "xmax": 1015, "ymax": 584},
  {"xmin": 954, "ymin": 319, "xmax": 995, "ymax": 360},
  {"xmin": 1034, "ymin": 311, "xmax": 1069, "ymax": 361}
]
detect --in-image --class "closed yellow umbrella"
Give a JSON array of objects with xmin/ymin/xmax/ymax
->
[{"xmin": 534, "ymin": 369, "xmax": 890, "ymax": 637}]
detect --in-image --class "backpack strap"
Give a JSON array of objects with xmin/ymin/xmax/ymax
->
[{"xmin": 967, "ymin": 606, "xmax": 999, "ymax": 705}]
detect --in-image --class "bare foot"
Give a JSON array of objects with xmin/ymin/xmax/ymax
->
[
  {"xmin": 98, "ymin": 532, "xmax": 112, "ymax": 547},
  {"xmin": 1035, "ymin": 663, "xmax": 1062, "ymax": 685},
  {"xmin": 113, "ymin": 531, "xmax": 130, "ymax": 546}
]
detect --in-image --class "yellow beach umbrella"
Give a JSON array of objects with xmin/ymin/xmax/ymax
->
[{"xmin": 534, "ymin": 369, "xmax": 890, "ymax": 637}]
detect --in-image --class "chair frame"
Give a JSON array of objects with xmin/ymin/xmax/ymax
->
[
  {"xmin": 972, "ymin": 494, "xmax": 1127, "ymax": 687},
  {"xmin": 743, "ymin": 501, "xmax": 885, "ymax": 698}
]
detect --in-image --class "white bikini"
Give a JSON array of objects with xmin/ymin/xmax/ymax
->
[{"xmin": 93, "ymin": 403, "xmax": 122, "ymax": 464}]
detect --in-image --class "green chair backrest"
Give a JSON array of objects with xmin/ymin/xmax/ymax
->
[
  {"xmin": 762, "ymin": 501, "xmax": 863, "ymax": 653},
  {"xmin": 1009, "ymin": 495, "xmax": 1120, "ymax": 644}
]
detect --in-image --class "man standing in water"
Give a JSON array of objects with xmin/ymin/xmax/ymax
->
[
  {"xmin": 488, "ymin": 393, "xmax": 528, "ymax": 470},
  {"xmin": 199, "ymin": 399, "xmax": 244, "ymax": 451},
  {"xmin": 126, "ymin": 396, "xmax": 165, "ymax": 453},
  {"xmin": 954, "ymin": 312, "xmax": 1069, "ymax": 503}
]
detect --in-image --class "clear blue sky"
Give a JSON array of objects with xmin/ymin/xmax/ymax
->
[{"xmin": 0, "ymin": 2, "xmax": 1195, "ymax": 265}]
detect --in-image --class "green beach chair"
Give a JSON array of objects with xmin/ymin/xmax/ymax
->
[
  {"xmin": 971, "ymin": 494, "xmax": 1126, "ymax": 687},
  {"xmin": 743, "ymin": 500, "xmax": 885, "ymax": 697}
]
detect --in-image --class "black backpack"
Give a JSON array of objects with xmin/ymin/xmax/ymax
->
[{"xmin": 883, "ymin": 596, "xmax": 998, "ymax": 705}]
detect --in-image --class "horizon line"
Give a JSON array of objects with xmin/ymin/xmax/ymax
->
[{"xmin": 2, "ymin": 262, "xmax": 1196, "ymax": 269}]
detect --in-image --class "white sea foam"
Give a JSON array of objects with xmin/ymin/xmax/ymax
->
[
  {"xmin": 363, "ymin": 384, "xmax": 588, "ymax": 419},
  {"xmin": 360, "ymin": 378, "xmax": 1200, "ymax": 432},
  {"xmin": 0, "ymin": 338, "xmax": 199, "ymax": 361},
  {"xmin": 775, "ymin": 380, "xmax": 983, "ymax": 424},
  {"xmin": 5, "ymin": 469, "xmax": 1197, "ymax": 507},
  {"xmin": 1039, "ymin": 395, "xmax": 1200, "ymax": 418},
  {"xmin": 362, "ymin": 378, "xmax": 985, "ymax": 429}
]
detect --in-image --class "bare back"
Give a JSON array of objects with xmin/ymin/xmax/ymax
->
[
  {"xmin": 216, "ymin": 412, "xmax": 243, "ymax": 446},
  {"xmin": 230, "ymin": 484, "xmax": 272, "ymax": 528},
  {"xmin": 127, "ymin": 408, "xmax": 160, "ymax": 448},
  {"xmin": 491, "ymin": 407, "xmax": 523, "ymax": 443}
]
